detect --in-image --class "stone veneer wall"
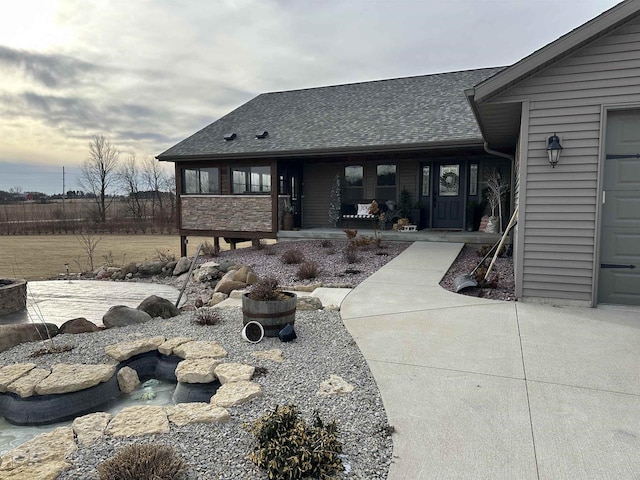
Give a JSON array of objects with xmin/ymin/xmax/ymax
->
[
  {"xmin": 0, "ymin": 279, "xmax": 27, "ymax": 316},
  {"xmin": 181, "ymin": 195, "xmax": 272, "ymax": 232}
]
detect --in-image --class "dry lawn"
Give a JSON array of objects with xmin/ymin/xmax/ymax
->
[{"xmin": 0, "ymin": 235, "xmax": 233, "ymax": 280}]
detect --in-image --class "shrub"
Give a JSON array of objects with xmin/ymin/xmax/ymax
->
[
  {"xmin": 201, "ymin": 240, "xmax": 219, "ymax": 257},
  {"xmin": 192, "ymin": 308, "xmax": 220, "ymax": 326},
  {"xmin": 154, "ymin": 248, "xmax": 176, "ymax": 263},
  {"xmin": 344, "ymin": 246, "xmax": 360, "ymax": 264},
  {"xmin": 97, "ymin": 443, "xmax": 187, "ymax": 480},
  {"xmin": 247, "ymin": 405, "xmax": 343, "ymax": 480},
  {"xmin": 248, "ymin": 276, "xmax": 281, "ymax": 301},
  {"xmin": 297, "ymin": 261, "xmax": 319, "ymax": 280},
  {"xmin": 320, "ymin": 239, "xmax": 333, "ymax": 248},
  {"xmin": 281, "ymin": 248, "xmax": 304, "ymax": 265}
]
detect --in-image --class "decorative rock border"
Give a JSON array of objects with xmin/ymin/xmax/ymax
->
[
  {"xmin": 0, "ymin": 279, "xmax": 27, "ymax": 316},
  {"xmin": 0, "ymin": 336, "xmax": 261, "ymax": 426}
]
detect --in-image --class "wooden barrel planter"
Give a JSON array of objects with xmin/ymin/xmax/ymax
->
[{"xmin": 242, "ymin": 292, "xmax": 297, "ymax": 338}]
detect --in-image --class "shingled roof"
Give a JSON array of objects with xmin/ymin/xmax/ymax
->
[{"xmin": 157, "ymin": 67, "xmax": 503, "ymax": 160}]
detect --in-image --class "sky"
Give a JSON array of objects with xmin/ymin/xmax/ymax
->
[{"xmin": 0, "ymin": 0, "xmax": 623, "ymax": 194}]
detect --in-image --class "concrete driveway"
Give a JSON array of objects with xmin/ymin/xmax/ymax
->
[{"xmin": 341, "ymin": 242, "xmax": 640, "ymax": 480}]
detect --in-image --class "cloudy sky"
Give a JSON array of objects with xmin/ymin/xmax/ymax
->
[{"xmin": 0, "ymin": 0, "xmax": 622, "ymax": 194}]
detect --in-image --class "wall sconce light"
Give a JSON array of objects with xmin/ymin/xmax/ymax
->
[{"xmin": 547, "ymin": 134, "xmax": 563, "ymax": 168}]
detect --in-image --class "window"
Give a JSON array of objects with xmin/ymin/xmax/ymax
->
[
  {"xmin": 343, "ymin": 165, "xmax": 363, "ymax": 202},
  {"xmin": 439, "ymin": 165, "xmax": 460, "ymax": 196},
  {"xmin": 232, "ymin": 166, "xmax": 271, "ymax": 193},
  {"xmin": 469, "ymin": 164, "xmax": 478, "ymax": 196},
  {"xmin": 376, "ymin": 164, "xmax": 396, "ymax": 201},
  {"xmin": 421, "ymin": 165, "xmax": 430, "ymax": 196},
  {"xmin": 182, "ymin": 167, "xmax": 219, "ymax": 194}
]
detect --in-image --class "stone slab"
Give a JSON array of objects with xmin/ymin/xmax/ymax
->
[
  {"xmin": 251, "ymin": 349, "xmax": 284, "ymax": 363},
  {"xmin": 210, "ymin": 380, "xmax": 262, "ymax": 407},
  {"xmin": 158, "ymin": 337, "xmax": 193, "ymax": 355},
  {"xmin": 72, "ymin": 412, "xmax": 113, "ymax": 446},
  {"xmin": 105, "ymin": 405, "xmax": 169, "ymax": 437},
  {"xmin": 317, "ymin": 374, "xmax": 354, "ymax": 396},
  {"xmin": 104, "ymin": 336, "xmax": 165, "ymax": 361},
  {"xmin": 214, "ymin": 363, "xmax": 255, "ymax": 384},
  {"xmin": 173, "ymin": 340, "xmax": 228, "ymax": 359},
  {"xmin": 166, "ymin": 403, "xmax": 230, "ymax": 427},
  {"xmin": 35, "ymin": 363, "xmax": 116, "ymax": 395},
  {"xmin": 0, "ymin": 363, "xmax": 36, "ymax": 392},
  {"xmin": 6, "ymin": 367, "xmax": 51, "ymax": 398},
  {"xmin": 175, "ymin": 358, "xmax": 221, "ymax": 383}
]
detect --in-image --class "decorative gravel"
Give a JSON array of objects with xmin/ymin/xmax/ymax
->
[{"xmin": 0, "ymin": 308, "xmax": 393, "ymax": 479}]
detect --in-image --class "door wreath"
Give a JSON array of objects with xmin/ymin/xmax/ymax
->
[{"xmin": 439, "ymin": 171, "xmax": 459, "ymax": 190}]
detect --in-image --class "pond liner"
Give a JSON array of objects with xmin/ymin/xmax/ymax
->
[{"xmin": 0, "ymin": 351, "xmax": 219, "ymax": 426}]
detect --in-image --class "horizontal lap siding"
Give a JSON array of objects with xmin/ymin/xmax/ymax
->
[
  {"xmin": 496, "ymin": 18, "xmax": 640, "ymax": 302},
  {"xmin": 303, "ymin": 161, "xmax": 341, "ymax": 228}
]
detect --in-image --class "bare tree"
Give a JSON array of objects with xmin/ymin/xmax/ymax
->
[
  {"xmin": 118, "ymin": 154, "xmax": 147, "ymax": 230},
  {"xmin": 141, "ymin": 156, "xmax": 174, "ymax": 222},
  {"xmin": 75, "ymin": 233, "xmax": 103, "ymax": 272},
  {"xmin": 78, "ymin": 135, "xmax": 119, "ymax": 223},
  {"xmin": 484, "ymin": 168, "xmax": 510, "ymax": 232}
]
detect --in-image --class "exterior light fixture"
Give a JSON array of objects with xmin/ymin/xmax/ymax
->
[
  {"xmin": 547, "ymin": 134, "xmax": 563, "ymax": 168},
  {"xmin": 223, "ymin": 133, "xmax": 237, "ymax": 141},
  {"xmin": 255, "ymin": 131, "xmax": 268, "ymax": 139}
]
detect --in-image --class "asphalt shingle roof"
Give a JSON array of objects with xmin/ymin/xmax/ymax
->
[{"xmin": 158, "ymin": 67, "xmax": 503, "ymax": 159}]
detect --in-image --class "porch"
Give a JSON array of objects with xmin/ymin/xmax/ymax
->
[{"xmin": 277, "ymin": 227, "xmax": 505, "ymax": 247}]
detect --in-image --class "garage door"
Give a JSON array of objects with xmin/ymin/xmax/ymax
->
[{"xmin": 598, "ymin": 110, "xmax": 640, "ymax": 305}]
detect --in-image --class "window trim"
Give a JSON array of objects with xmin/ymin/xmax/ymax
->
[
  {"xmin": 181, "ymin": 167, "xmax": 220, "ymax": 195},
  {"xmin": 231, "ymin": 165, "xmax": 272, "ymax": 194}
]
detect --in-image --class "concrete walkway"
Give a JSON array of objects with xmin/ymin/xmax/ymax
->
[{"xmin": 341, "ymin": 242, "xmax": 640, "ymax": 480}]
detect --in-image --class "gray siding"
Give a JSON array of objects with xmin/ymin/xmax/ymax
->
[
  {"xmin": 494, "ymin": 17, "xmax": 640, "ymax": 303},
  {"xmin": 303, "ymin": 161, "xmax": 341, "ymax": 228}
]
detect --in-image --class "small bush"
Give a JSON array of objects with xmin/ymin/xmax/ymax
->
[
  {"xmin": 344, "ymin": 246, "xmax": 360, "ymax": 264},
  {"xmin": 247, "ymin": 405, "xmax": 343, "ymax": 480},
  {"xmin": 192, "ymin": 308, "xmax": 220, "ymax": 326},
  {"xmin": 97, "ymin": 443, "xmax": 187, "ymax": 480},
  {"xmin": 281, "ymin": 248, "xmax": 304, "ymax": 265},
  {"xmin": 201, "ymin": 240, "xmax": 219, "ymax": 257},
  {"xmin": 297, "ymin": 261, "xmax": 319, "ymax": 280},
  {"xmin": 154, "ymin": 248, "xmax": 176, "ymax": 263},
  {"xmin": 320, "ymin": 239, "xmax": 333, "ymax": 248},
  {"xmin": 248, "ymin": 276, "xmax": 281, "ymax": 301}
]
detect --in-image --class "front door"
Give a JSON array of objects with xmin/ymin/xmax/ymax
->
[
  {"xmin": 598, "ymin": 110, "xmax": 640, "ymax": 305},
  {"xmin": 432, "ymin": 162, "xmax": 464, "ymax": 229}
]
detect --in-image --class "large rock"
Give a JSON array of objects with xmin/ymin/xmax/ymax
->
[
  {"xmin": 35, "ymin": 363, "xmax": 116, "ymax": 395},
  {"xmin": 297, "ymin": 296, "xmax": 323, "ymax": 311},
  {"xmin": 175, "ymin": 358, "xmax": 221, "ymax": 383},
  {"xmin": 137, "ymin": 261, "xmax": 165, "ymax": 276},
  {"xmin": 194, "ymin": 261, "xmax": 221, "ymax": 283},
  {"xmin": 72, "ymin": 412, "xmax": 112, "ymax": 446},
  {"xmin": 207, "ymin": 292, "xmax": 228, "ymax": 306},
  {"xmin": 137, "ymin": 295, "xmax": 180, "ymax": 319},
  {"xmin": 232, "ymin": 265, "xmax": 255, "ymax": 283},
  {"xmin": 117, "ymin": 366, "xmax": 140, "ymax": 393},
  {"xmin": 0, "ymin": 363, "xmax": 36, "ymax": 392},
  {"xmin": 158, "ymin": 337, "xmax": 193, "ymax": 355},
  {"xmin": 102, "ymin": 305, "xmax": 152, "ymax": 328},
  {"xmin": 0, "ymin": 323, "xmax": 59, "ymax": 353},
  {"xmin": 210, "ymin": 380, "xmax": 262, "ymax": 407},
  {"xmin": 104, "ymin": 336, "xmax": 165, "ymax": 361},
  {"xmin": 173, "ymin": 340, "xmax": 228, "ymax": 360},
  {"xmin": 166, "ymin": 403, "xmax": 230, "ymax": 427},
  {"xmin": 173, "ymin": 256, "xmax": 192, "ymax": 276},
  {"xmin": 0, "ymin": 426, "xmax": 76, "ymax": 479},
  {"xmin": 6, "ymin": 367, "xmax": 51, "ymax": 398},
  {"xmin": 214, "ymin": 363, "xmax": 255, "ymax": 384},
  {"xmin": 105, "ymin": 405, "xmax": 169, "ymax": 437},
  {"xmin": 59, "ymin": 317, "xmax": 101, "ymax": 334}
]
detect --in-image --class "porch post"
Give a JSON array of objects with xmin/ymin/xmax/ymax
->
[{"xmin": 180, "ymin": 235, "xmax": 187, "ymax": 257}]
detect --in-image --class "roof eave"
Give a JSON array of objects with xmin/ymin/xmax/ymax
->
[
  {"xmin": 156, "ymin": 139, "xmax": 484, "ymax": 162},
  {"xmin": 473, "ymin": 0, "xmax": 640, "ymax": 103}
]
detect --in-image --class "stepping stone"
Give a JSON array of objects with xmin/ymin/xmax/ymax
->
[
  {"xmin": 0, "ymin": 363, "xmax": 36, "ymax": 392},
  {"xmin": 35, "ymin": 363, "xmax": 116, "ymax": 395},
  {"xmin": 104, "ymin": 336, "xmax": 165, "ymax": 361},
  {"xmin": 158, "ymin": 337, "xmax": 193, "ymax": 355},
  {"xmin": 173, "ymin": 340, "xmax": 227, "ymax": 359},
  {"xmin": 166, "ymin": 403, "xmax": 230, "ymax": 426},
  {"xmin": 251, "ymin": 349, "xmax": 284, "ymax": 363},
  {"xmin": 6, "ymin": 367, "xmax": 51, "ymax": 398},
  {"xmin": 73, "ymin": 412, "xmax": 112, "ymax": 446},
  {"xmin": 175, "ymin": 358, "xmax": 221, "ymax": 383},
  {"xmin": 106, "ymin": 405, "xmax": 169, "ymax": 437},
  {"xmin": 0, "ymin": 426, "xmax": 76, "ymax": 479},
  {"xmin": 214, "ymin": 363, "xmax": 255, "ymax": 384},
  {"xmin": 210, "ymin": 380, "xmax": 262, "ymax": 407},
  {"xmin": 317, "ymin": 374, "xmax": 354, "ymax": 396}
]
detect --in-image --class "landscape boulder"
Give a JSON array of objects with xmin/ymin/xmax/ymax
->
[
  {"xmin": 213, "ymin": 268, "xmax": 252, "ymax": 295},
  {"xmin": 137, "ymin": 295, "xmax": 179, "ymax": 319},
  {"xmin": 59, "ymin": 317, "xmax": 101, "ymax": 334},
  {"xmin": 0, "ymin": 323, "xmax": 59, "ymax": 353},
  {"xmin": 137, "ymin": 261, "xmax": 165, "ymax": 276},
  {"xmin": 194, "ymin": 261, "xmax": 222, "ymax": 283},
  {"xmin": 297, "ymin": 296, "xmax": 323, "ymax": 311},
  {"xmin": 208, "ymin": 292, "xmax": 228, "ymax": 306},
  {"xmin": 102, "ymin": 305, "xmax": 152, "ymax": 328},
  {"xmin": 173, "ymin": 256, "xmax": 192, "ymax": 276}
]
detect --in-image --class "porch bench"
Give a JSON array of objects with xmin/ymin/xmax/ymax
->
[{"xmin": 341, "ymin": 201, "xmax": 397, "ymax": 229}]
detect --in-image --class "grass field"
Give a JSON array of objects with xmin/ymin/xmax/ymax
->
[{"xmin": 0, "ymin": 234, "xmax": 232, "ymax": 280}]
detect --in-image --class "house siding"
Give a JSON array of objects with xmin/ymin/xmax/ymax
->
[
  {"xmin": 492, "ymin": 17, "xmax": 640, "ymax": 304},
  {"xmin": 303, "ymin": 161, "xmax": 342, "ymax": 228}
]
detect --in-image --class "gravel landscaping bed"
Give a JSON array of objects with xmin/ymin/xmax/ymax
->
[{"xmin": 0, "ymin": 308, "xmax": 393, "ymax": 479}]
